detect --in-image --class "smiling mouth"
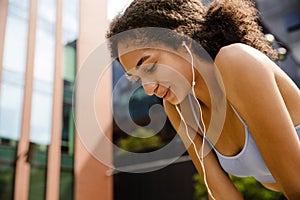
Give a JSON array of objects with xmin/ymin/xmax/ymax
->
[
  {"xmin": 154, "ymin": 85, "xmax": 171, "ymax": 99},
  {"xmin": 162, "ymin": 88, "xmax": 170, "ymax": 99}
]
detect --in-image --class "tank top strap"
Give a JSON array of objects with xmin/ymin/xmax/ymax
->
[{"xmin": 230, "ymin": 104, "xmax": 248, "ymax": 128}]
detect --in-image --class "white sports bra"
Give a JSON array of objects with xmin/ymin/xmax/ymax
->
[
  {"xmin": 211, "ymin": 107, "xmax": 300, "ymax": 183},
  {"xmin": 188, "ymin": 95, "xmax": 300, "ymax": 183}
]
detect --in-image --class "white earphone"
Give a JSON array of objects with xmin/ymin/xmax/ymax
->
[{"xmin": 174, "ymin": 41, "xmax": 216, "ymax": 200}]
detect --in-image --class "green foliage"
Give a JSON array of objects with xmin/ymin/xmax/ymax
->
[
  {"xmin": 194, "ymin": 174, "xmax": 209, "ymax": 200},
  {"xmin": 116, "ymin": 128, "xmax": 163, "ymax": 154},
  {"xmin": 0, "ymin": 167, "xmax": 14, "ymax": 200},
  {"xmin": 193, "ymin": 173, "xmax": 286, "ymax": 200}
]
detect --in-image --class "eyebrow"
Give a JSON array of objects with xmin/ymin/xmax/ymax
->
[{"xmin": 136, "ymin": 55, "xmax": 150, "ymax": 70}]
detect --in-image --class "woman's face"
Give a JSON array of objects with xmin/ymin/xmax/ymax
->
[{"xmin": 118, "ymin": 42, "xmax": 193, "ymax": 105}]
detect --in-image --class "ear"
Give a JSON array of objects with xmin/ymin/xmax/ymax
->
[{"xmin": 180, "ymin": 40, "xmax": 193, "ymax": 54}]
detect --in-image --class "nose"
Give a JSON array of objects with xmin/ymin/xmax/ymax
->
[{"xmin": 142, "ymin": 81, "xmax": 158, "ymax": 96}]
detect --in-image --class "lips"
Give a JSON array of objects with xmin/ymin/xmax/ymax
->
[
  {"xmin": 154, "ymin": 84, "xmax": 171, "ymax": 99},
  {"xmin": 155, "ymin": 86, "xmax": 176, "ymax": 103},
  {"xmin": 162, "ymin": 89, "xmax": 170, "ymax": 99},
  {"xmin": 157, "ymin": 88, "xmax": 170, "ymax": 99}
]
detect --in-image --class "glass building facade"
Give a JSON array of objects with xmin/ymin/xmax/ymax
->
[
  {"xmin": 0, "ymin": 0, "xmax": 79, "ymax": 199},
  {"xmin": 0, "ymin": 1, "xmax": 193, "ymax": 199}
]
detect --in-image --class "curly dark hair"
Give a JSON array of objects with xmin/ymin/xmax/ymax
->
[{"xmin": 106, "ymin": 0, "xmax": 278, "ymax": 60}]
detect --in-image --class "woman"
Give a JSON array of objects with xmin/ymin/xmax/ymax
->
[{"xmin": 106, "ymin": 0, "xmax": 300, "ymax": 199}]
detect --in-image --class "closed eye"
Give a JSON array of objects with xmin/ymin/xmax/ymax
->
[{"xmin": 144, "ymin": 62, "xmax": 157, "ymax": 74}]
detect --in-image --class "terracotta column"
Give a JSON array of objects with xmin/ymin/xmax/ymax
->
[
  {"xmin": 0, "ymin": 0, "xmax": 9, "ymax": 89},
  {"xmin": 14, "ymin": 0, "xmax": 38, "ymax": 199},
  {"xmin": 46, "ymin": 0, "xmax": 64, "ymax": 199},
  {"xmin": 75, "ymin": 0, "xmax": 113, "ymax": 199}
]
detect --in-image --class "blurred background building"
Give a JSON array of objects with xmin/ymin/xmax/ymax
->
[{"xmin": 0, "ymin": 0, "xmax": 299, "ymax": 200}]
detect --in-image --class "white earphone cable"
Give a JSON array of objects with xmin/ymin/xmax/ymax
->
[{"xmin": 178, "ymin": 42, "xmax": 216, "ymax": 200}]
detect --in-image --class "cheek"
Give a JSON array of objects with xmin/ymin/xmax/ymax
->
[
  {"xmin": 157, "ymin": 66, "xmax": 191, "ymax": 104},
  {"xmin": 158, "ymin": 55, "xmax": 192, "ymax": 82},
  {"xmin": 156, "ymin": 64, "xmax": 191, "ymax": 85}
]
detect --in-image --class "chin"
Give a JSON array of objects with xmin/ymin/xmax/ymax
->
[
  {"xmin": 166, "ymin": 95, "xmax": 186, "ymax": 105},
  {"xmin": 166, "ymin": 99, "xmax": 178, "ymax": 105},
  {"xmin": 166, "ymin": 87, "xmax": 191, "ymax": 105}
]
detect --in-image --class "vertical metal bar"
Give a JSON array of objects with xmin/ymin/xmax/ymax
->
[
  {"xmin": 0, "ymin": 0, "xmax": 9, "ymax": 87},
  {"xmin": 45, "ymin": 0, "xmax": 63, "ymax": 199},
  {"xmin": 14, "ymin": 0, "xmax": 38, "ymax": 199}
]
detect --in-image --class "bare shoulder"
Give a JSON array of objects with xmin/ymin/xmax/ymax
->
[
  {"xmin": 213, "ymin": 43, "xmax": 275, "ymax": 99},
  {"xmin": 214, "ymin": 43, "xmax": 273, "ymax": 75},
  {"xmin": 216, "ymin": 43, "xmax": 265, "ymax": 58}
]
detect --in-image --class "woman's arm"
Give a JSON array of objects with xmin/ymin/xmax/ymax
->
[
  {"xmin": 215, "ymin": 43, "xmax": 300, "ymax": 199},
  {"xmin": 164, "ymin": 101, "xmax": 243, "ymax": 200}
]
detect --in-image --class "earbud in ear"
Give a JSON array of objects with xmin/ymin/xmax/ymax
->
[{"xmin": 181, "ymin": 41, "xmax": 191, "ymax": 54}]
